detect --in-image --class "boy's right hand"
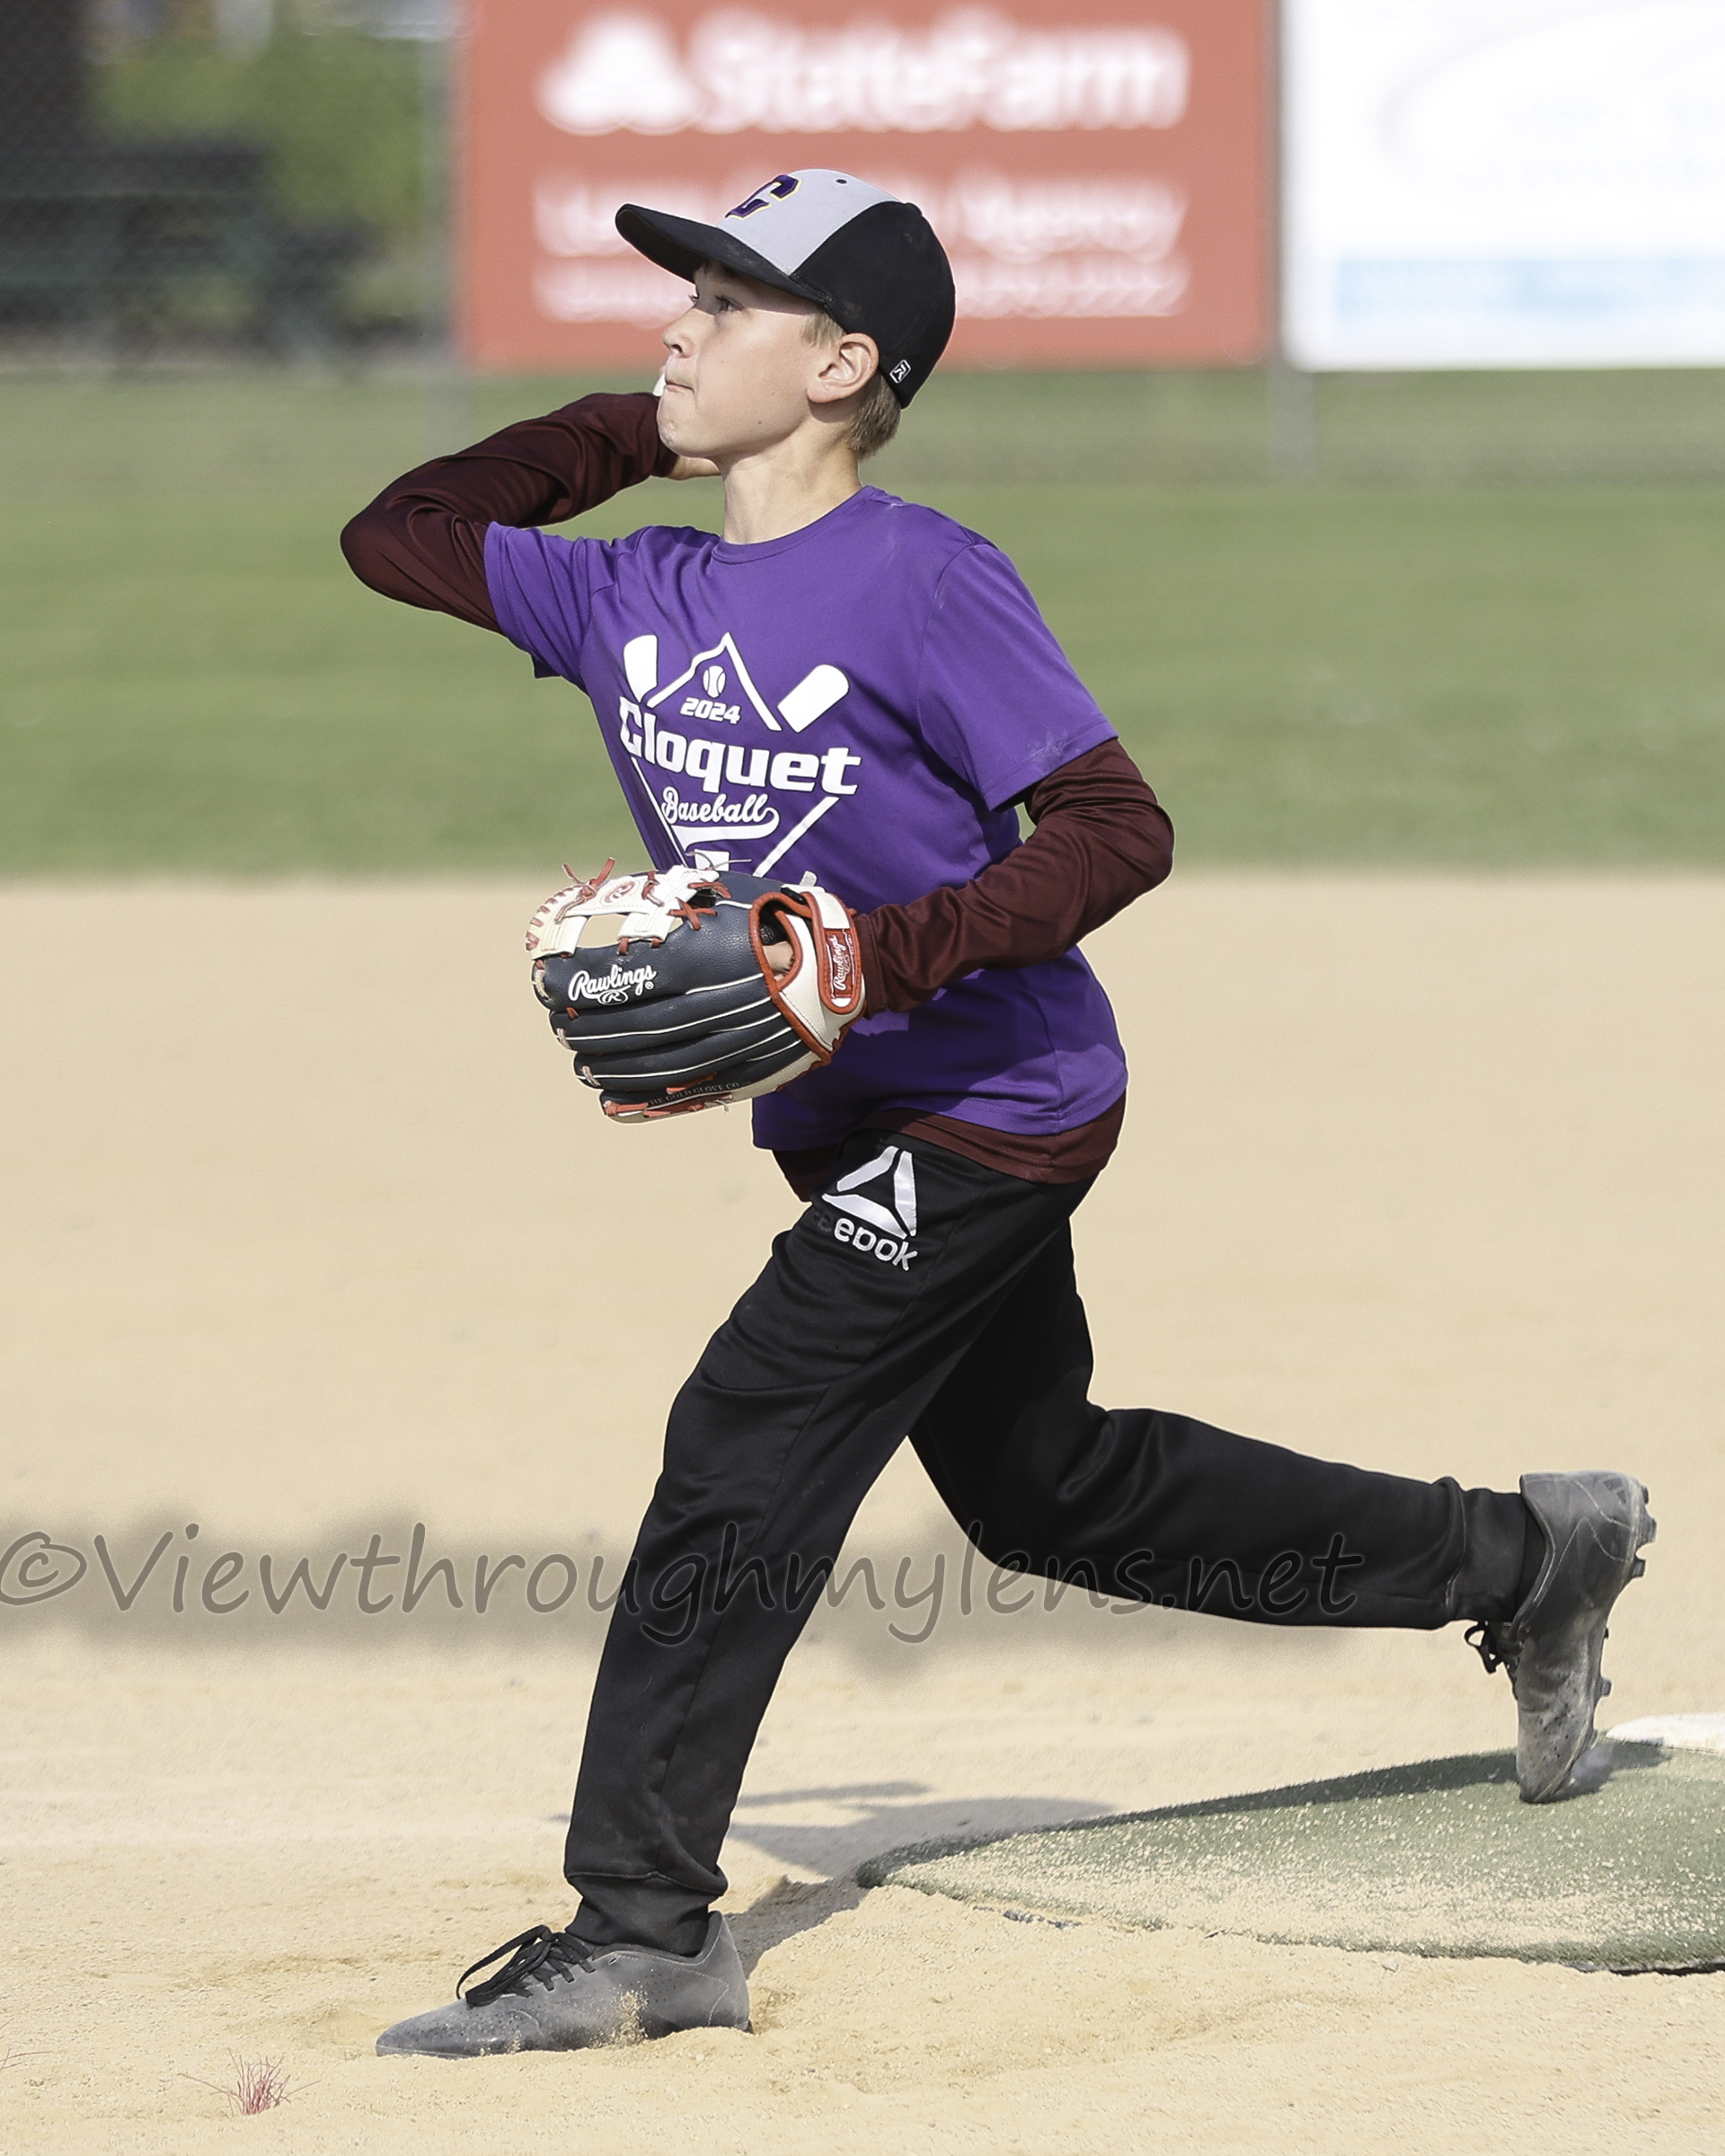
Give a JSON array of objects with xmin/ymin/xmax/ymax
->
[{"xmin": 667, "ymin": 455, "xmax": 721, "ymax": 481}]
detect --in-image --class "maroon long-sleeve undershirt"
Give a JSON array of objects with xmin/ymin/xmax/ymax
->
[
  {"xmin": 342, "ymin": 393, "xmax": 1173, "ymax": 1187},
  {"xmin": 341, "ymin": 393, "xmax": 680, "ymax": 630}
]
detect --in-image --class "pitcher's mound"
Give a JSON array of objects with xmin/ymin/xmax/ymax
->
[{"xmin": 857, "ymin": 1723, "xmax": 1725, "ymax": 1972}]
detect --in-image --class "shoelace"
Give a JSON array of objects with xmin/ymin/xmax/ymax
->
[
  {"xmin": 1464, "ymin": 1620, "xmax": 1520, "ymax": 1678},
  {"xmin": 457, "ymin": 1924, "xmax": 596, "ymax": 2008}
]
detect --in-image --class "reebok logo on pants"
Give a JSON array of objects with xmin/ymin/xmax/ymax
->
[{"xmin": 826, "ymin": 1144, "xmax": 918, "ymax": 1268}]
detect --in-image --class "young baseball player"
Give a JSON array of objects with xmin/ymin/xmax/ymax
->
[{"xmin": 342, "ymin": 172, "xmax": 1653, "ymax": 2056}]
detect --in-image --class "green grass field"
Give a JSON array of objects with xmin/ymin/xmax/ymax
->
[{"xmin": 3, "ymin": 371, "xmax": 1723, "ymax": 873}]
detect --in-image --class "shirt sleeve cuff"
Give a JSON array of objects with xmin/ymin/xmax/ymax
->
[{"xmin": 982, "ymin": 717, "xmax": 1119, "ymax": 813}]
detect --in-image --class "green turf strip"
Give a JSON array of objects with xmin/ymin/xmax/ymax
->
[{"xmin": 858, "ymin": 1742, "xmax": 1725, "ymax": 1971}]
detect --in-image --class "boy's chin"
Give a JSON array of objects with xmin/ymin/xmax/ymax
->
[
  {"xmin": 664, "ymin": 429, "xmax": 718, "ymax": 461},
  {"xmin": 657, "ymin": 410, "xmax": 721, "ymax": 463}
]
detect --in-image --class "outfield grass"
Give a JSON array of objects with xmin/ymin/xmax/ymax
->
[{"xmin": 3, "ymin": 372, "xmax": 1723, "ymax": 872}]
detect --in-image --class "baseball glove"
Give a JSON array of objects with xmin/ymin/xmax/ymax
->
[{"xmin": 525, "ymin": 862, "xmax": 866, "ymax": 1122}]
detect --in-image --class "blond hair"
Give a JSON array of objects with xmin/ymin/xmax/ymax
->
[{"xmin": 803, "ymin": 308, "xmax": 902, "ymax": 460}]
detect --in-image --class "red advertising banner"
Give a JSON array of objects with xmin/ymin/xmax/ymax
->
[{"xmin": 456, "ymin": 1, "xmax": 1269, "ymax": 370}]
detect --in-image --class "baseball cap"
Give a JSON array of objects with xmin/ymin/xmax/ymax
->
[{"xmin": 615, "ymin": 170, "xmax": 955, "ymax": 406}]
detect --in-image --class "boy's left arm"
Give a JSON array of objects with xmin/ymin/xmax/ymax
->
[{"xmin": 852, "ymin": 737, "xmax": 1172, "ymax": 1012}]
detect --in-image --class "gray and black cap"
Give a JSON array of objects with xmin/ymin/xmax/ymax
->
[{"xmin": 615, "ymin": 170, "xmax": 955, "ymax": 406}]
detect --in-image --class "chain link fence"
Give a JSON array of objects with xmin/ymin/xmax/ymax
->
[{"xmin": 1, "ymin": 0, "xmax": 449, "ymax": 360}]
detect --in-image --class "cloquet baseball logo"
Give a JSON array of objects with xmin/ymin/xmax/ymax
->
[
  {"xmin": 826, "ymin": 1144, "xmax": 919, "ymax": 1269},
  {"xmin": 614, "ymin": 626, "xmax": 861, "ymax": 873}
]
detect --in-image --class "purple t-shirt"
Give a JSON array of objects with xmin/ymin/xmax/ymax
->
[{"xmin": 485, "ymin": 485, "xmax": 1127, "ymax": 1152}]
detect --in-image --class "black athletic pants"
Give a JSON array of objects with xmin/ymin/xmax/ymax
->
[{"xmin": 563, "ymin": 1131, "xmax": 1523, "ymax": 1955}]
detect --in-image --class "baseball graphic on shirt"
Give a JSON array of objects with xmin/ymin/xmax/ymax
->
[{"xmin": 617, "ymin": 627, "xmax": 861, "ymax": 875}]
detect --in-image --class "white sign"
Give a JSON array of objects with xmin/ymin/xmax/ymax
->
[{"xmin": 1284, "ymin": 0, "xmax": 1725, "ymax": 367}]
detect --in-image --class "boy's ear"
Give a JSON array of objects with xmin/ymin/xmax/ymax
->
[{"xmin": 809, "ymin": 331, "xmax": 880, "ymax": 406}]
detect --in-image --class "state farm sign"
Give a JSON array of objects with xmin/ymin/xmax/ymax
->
[
  {"xmin": 458, "ymin": 2, "xmax": 1269, "ymax": 368},
  {"xmin": 535, "ymin": 12, "xmax": 1190, "ymax": 134}
]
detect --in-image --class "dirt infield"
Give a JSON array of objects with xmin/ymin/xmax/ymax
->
[{"xmin": 3, "ymin": 877, "xmax": 1722, "ymax": 2151}]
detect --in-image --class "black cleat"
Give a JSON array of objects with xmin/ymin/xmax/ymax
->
[
  {"xmin": 376, "ymin": 1913, "xmax": 749, "ymax": 2057},
  {"xmin": 1467, "ymin": 1471, "xmax": 1656, "ymax": 1804}
]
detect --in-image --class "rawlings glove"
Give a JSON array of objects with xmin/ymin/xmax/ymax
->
[{"xmin": 525, "ymin": 862, "xmax": 865, "ymax": 1122}]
